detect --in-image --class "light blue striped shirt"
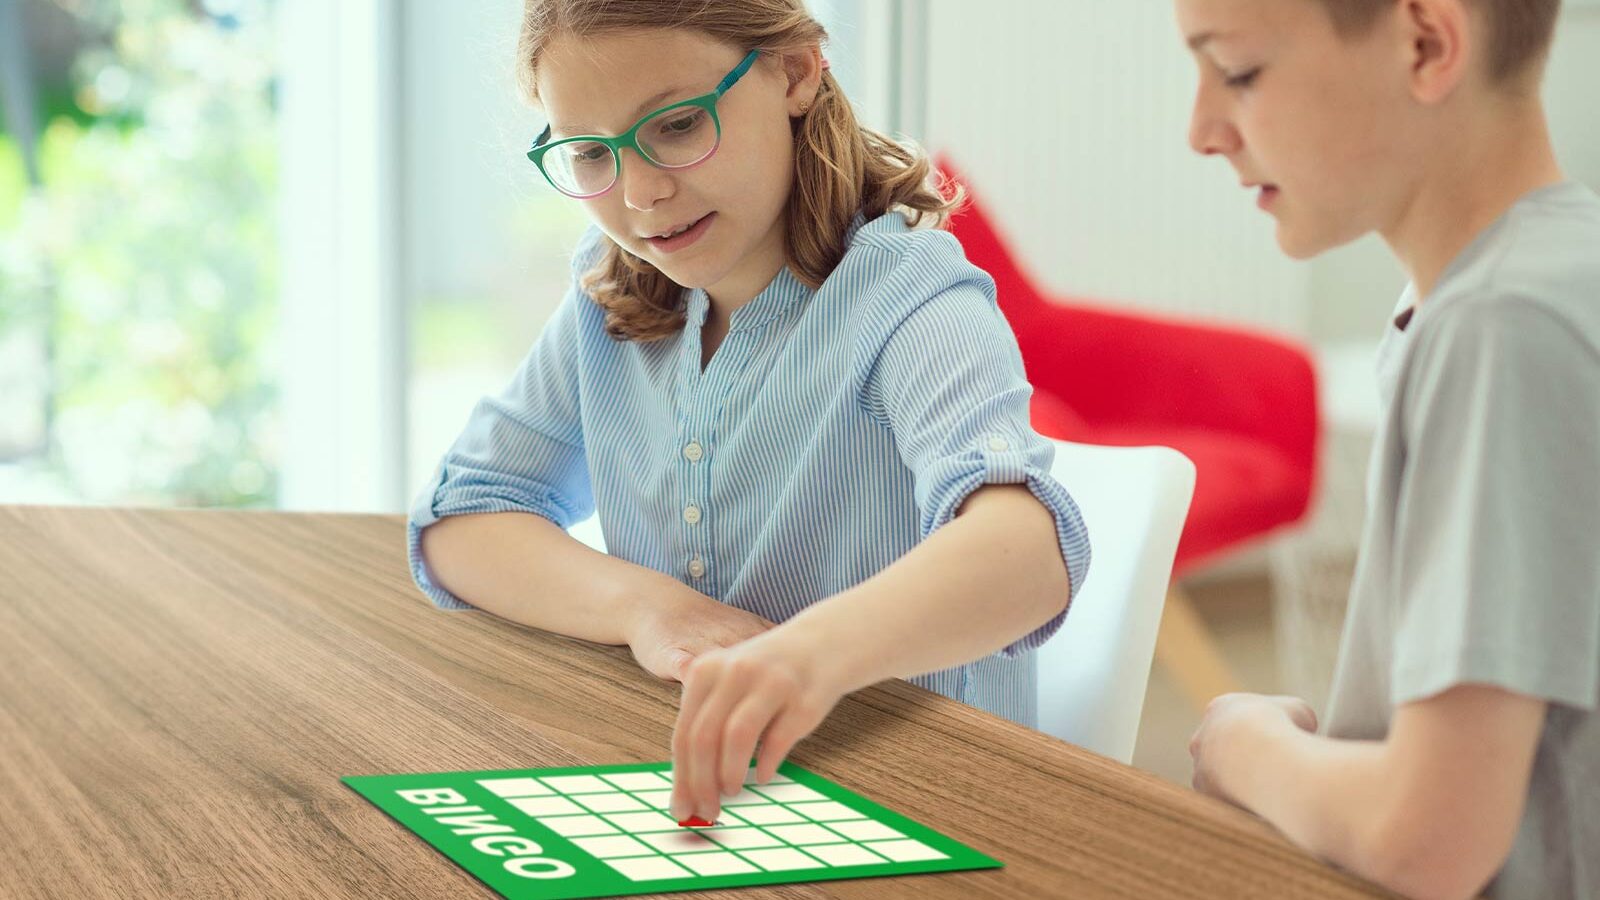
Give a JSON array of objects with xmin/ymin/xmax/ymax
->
[{"xmin": 408, "ymin": 211, "xmax": 1091, "ymax": 726}]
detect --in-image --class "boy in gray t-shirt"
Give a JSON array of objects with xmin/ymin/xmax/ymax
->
[{"xmin": 1175, "ymin": 0, "xmax": 1597, "ymax": 897}]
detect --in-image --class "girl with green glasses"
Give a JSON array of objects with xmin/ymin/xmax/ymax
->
[{"xmin": 410, "ymin": 0, "xmax": 1091, "ymax": 832}]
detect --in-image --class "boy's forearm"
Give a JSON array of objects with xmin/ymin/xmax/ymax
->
[
  {"xmin": 419, "ymin": 512, "xmax": 677, "ymax": 644},
  {"xmin": 778, "ymin": 484, "xmax": 1072, "ymax": 692},
  {"xmin": 1220, "ymin": 688, "xmax": 1543, "ymax": 899}
]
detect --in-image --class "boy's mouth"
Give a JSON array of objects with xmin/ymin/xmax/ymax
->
[{"xmin": 1254, "ymin": 184, "xmax": 1280, "ymax": 210}]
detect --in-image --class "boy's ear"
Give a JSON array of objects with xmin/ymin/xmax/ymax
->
[
  {"xmin": 782, "ymin": 45, "xmax": 824, "ymax": 117},
  {"xmin": 1401, "ymin": 0, "xmax": 1472, "ymax": 104}
]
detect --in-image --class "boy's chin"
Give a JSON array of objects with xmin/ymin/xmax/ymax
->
[{"xmin": 1274, "ymin": 222, "xmax": 1351, "ymax": 261}]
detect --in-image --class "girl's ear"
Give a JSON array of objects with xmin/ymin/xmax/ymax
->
[{"xmin": 782, "ymin": 45, "xmax": 825, "ymax": 117}]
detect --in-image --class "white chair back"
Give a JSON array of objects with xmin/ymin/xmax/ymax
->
[{"xmin": 1035, "ymin": 440, "xmax": 1196, "ymax": 763}]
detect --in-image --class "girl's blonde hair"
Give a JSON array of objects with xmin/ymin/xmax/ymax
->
[{"xmin": 516, "ymin": 0, "xmax": 964, "ymax": 342}]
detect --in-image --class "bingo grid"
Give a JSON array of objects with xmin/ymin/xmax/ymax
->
[{"xmin": 475, "ymin": 766, "xmax": 952, "ymax": 881}]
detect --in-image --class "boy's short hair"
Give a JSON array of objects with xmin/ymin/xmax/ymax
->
[{"xmin": 1314, "ymin": 0, "xmax": 1560, "ymax": 83}]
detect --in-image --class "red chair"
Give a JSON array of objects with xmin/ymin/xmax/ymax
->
[{"xmin": 941, "ymin": 160, "xmax": 1320, "ymax": 707}]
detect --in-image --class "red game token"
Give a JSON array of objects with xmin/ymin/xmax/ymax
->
[{"xmin": 677, "ymin": 816, "xmax": 717, "ymax": 828}]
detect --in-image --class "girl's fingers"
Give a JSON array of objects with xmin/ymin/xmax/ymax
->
[
  {"xmin": 670, "ymin": 656, "xmax": 718, "ymax": 819},
  {"xmin": 672, "ymin": 657, "xmax": 742, "ymax": 821},
  {"xmin": 754, "ymin": 698, "xmax": 826, "ymax": 784},
  {"xmin": 667, "ymin": 648, "xmax": 694, "ymax": 682},
  {"xmin": 718, "ymin": 686, "xmax": 789, "ymax": 796}
]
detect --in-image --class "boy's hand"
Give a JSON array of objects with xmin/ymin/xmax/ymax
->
[
  {"xmin": 625, "ymin": 589, "xmax": 775, "ymax": 682},
  {"xmin": 668, "ymin": 625, "xmax": 848, "ymax": 824},
  {"xmin": 1189, "ymin": 693, "xmax": 1317, "ymax": 804}
]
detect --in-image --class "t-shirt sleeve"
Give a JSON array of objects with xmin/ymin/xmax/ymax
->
[{"xmin": 1388, "ymin": 298, "xmax": 1600, "ymax": 711}]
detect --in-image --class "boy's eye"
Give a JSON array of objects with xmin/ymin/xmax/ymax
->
[{"xmin": 1224, "ymin": 67, "xmax": 1261, "ymax": 89}]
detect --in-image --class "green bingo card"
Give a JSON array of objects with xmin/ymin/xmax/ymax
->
[{"xmin": 344, "ymin": 761, "xmax": 1001, "ymax": 899}]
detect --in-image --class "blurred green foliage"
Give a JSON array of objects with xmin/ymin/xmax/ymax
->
[{"xmin": 0, "ymin": 0, "xmax": 278, "ymax": 506}]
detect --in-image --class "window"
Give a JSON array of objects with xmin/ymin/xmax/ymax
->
[{"xmin": 0, "ymin": 0, "xmax": 280, "ymax": 506}]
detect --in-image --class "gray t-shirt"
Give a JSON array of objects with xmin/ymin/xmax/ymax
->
[{"xmin": 1323, "ymin": 182, "xmax": 1600, "ymax": 899}]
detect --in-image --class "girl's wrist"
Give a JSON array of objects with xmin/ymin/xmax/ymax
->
[
  {"xmin": 765, "ymin": 605, "xmax": 876, "ymax": 697},
  {"xmin": 616, "ymin": 571, "xmax": 701, "ymax": 646}
]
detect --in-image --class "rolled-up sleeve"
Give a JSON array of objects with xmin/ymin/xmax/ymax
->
[
  {"xmin": 860, "ymin": 281, "xmax": 1091, "ymax": 657},
  {"xmin": 407, "ymin": 265, "xmax": 598, "ymax": 610}
]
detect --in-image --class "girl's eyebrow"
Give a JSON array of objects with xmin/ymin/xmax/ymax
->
[{"xmin": 554, "ymin": 83, "xmax": 696, "ymax": 135}]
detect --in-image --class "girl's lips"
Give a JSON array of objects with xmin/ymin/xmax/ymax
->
[
  {"xmin": 1257, "ymin": 185, "xmax": 1281, "ymax": 210},
  {"xmin": 647, "ymin": 213, "xmax": 715, "ymax": 253}
]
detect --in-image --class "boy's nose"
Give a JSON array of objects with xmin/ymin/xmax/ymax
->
[
  {"xmin": 619, "ymin": 147, "xmax": 674, "ymax": 212},
  {"xmin": 1187, "ymin": 93, "xmax": 1241, "ymax": 157}
]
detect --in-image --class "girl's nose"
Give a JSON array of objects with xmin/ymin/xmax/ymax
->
[{"xmin": 618, "ymin": 147, "xmax": 675, "ymax": 212}]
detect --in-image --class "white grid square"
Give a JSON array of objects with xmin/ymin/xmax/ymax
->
[
  {"xmin": 804, "ymin": 842, "xmax": 889, "ymax": 867},
  {"xmin": 475, "ymin": 777, "xmax": 553, "ymax": 798},
  {"xmin": 602, "ymin": 811, "xmax": 681, "ymax": 833},
  {"xmin": 703, "ymin": 827, "xmax": 784, "ymax": 850},
  {"xmin": 863, "ymin": 839, "xmax": 948, "ymax": 862},
  {"xmin": 604, "ymin": 855, "xmax": 692, "ymax": 881},
  {"xmin": 538, "ymin": 815, "xmax": 619, "ymax": 837},
  {"xmin": 827, "ymin": 819, "xmax": 904, "ymax": 842},
  {"xmin": 789, "ymin": 801, "xmax": 867, "ymax": 822},
  {"xmin": 631, "ymin": 789, "xmax": 672, "ymax": 809},
  {"xmin": 572, "ymin": 792, "xmax": 647, "ymax": 814},
  {"xmin": 715, "ymin": 808, "xmax": 753, "ymax": 826},
  {"xmin": 747, "ymin": 782, "xmax": 827, "ymax": 804},
  {"xmin": 540, "ymin": 775, "xmax": 614, "ymax": 794},
  {"xmin": 600, "ymin": 772, "xmax": 673, "ymax": 791},
  {"xmin": 718, "ymin": 788, "xmax": 770, "ymax": 806},
  {"xmin": 765, "ymin": 823, "xmax": 848, "ymax": 845},
  {"xmin": 737, "ymin": 847, "xmax": 825, "ymax": 871},
  {"xmin": 567, "ymin": 834, "xmax": 655, "ymax": 859},
  {"xmin": 506, "ymin": 796, "xmax": 585, "ymax": 817},
  {"xmin": 731, "ymin": 804, "xmax": 804, "ymax": 826},
  {"xmin": 673, "ymin": 850, "xmax": 760, "ymax": 876},
  {"xmin": 639, "ymin": 830, "xmax": 721, "ymax": 854}
]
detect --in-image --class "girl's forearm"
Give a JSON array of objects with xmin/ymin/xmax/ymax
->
[
  {"xmin": 778, "ymin": 484, "xmax": 1072, "ymax": 691},
  {"xmin": 419, "ymin": 512, "xmax": 682, "ymax": 644}
]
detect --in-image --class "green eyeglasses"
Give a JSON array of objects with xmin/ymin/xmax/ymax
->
[{"xmin": 528, "ymin": 50, "xmax": 761, "ymax": 199}]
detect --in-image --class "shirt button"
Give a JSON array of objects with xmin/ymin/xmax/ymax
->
[
  {"xmin": 683, "ymin": 441, "xmax": 704, "ymax": 463},
  {"xmin": 683, "ymin": 504, "xmax": 702, "ymax": 525},
  {"xmin": 988, "ymin": 437, "xmax": 1010, "ymax": 452},
  {"xmin": 688, "ymin": 557, "xmax": 706, "ymax": 578}
]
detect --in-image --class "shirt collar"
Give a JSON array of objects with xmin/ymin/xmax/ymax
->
[{"xmin": 727, "ymin": 264, "xmax": 812, "ymax": 332}]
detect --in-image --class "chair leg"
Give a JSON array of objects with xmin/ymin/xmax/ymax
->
[{"xmin": 1155, "ymin": 583, "xmax": 1241, "ymax": 709}]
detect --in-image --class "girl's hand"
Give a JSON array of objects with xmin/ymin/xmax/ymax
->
[
  {"xmin": 1189, "ymin": 692, "xmax": 1317, "ymax": 804},
  {"xmin": 668, "ymin": 625, "xmax": 849, "ymax": 824},
  {"xmin": 625, "ymin": 588, "xmax": 775, "ymax": 682}
]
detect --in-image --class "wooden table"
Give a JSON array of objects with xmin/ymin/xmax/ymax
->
[{"xmin": 0, "ymin": 507, "xmax": 1392, "ymax": 899}]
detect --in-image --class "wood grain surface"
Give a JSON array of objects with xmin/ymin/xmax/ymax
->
[{"xmin": 0, "ymin": 506, "xmax": 1395, "ymax": 899}]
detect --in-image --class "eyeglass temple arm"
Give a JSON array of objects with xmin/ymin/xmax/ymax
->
[{"xmin": 716, "ymin": 50, "xmax": 761, "ymax": 97}]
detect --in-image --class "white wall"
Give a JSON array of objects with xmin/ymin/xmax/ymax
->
[
  {"xmin": 401, "ymin": 0, "xmax": 540, "ymax": 313},
  {"xmin": 923, "ymin": 1, "xmax": 1309, "ymax": 336},
  {"xmin": 923, "ymin": 2, "xmax": 1600, "ymax": 343}
]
